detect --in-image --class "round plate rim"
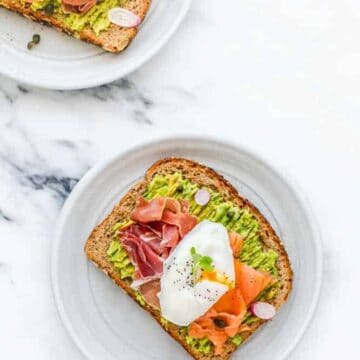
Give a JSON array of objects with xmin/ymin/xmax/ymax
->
[
  {"xmin": 0, "ymin": 0, "xmax": 192, "ymax": 90},
  {"xmin": 52, "ymin": 134, "xmax": 323, "ymax": 359}
]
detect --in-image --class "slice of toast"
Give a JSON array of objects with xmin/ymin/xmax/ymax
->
[
  {"xmin": 85, "ymin": 158, "xmax": 293, "ymax": 360},
  {"xmin": 0, "ymin": 0, "xmax": 151, "ymax": 52}
]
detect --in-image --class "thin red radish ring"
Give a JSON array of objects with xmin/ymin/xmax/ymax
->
[
  {"xmin": 195, "ymin": 189, "xmax": 210, "ymax": 206},
  {"xmin": 108, "ymin": 8, "xmax": 142, "ymax": 28},
  {"xmin": 250, "ymin": 302, "xmax": 276, "ymax": 320}
]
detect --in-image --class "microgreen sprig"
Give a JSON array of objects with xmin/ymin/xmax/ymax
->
[{"xmin": 190, "ymin": 247, "xmax": 214, "ymax": 282}]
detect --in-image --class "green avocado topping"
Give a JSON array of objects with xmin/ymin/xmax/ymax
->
[
  {"xmin": 64, "ymin": 0, "xmax": 120, "ymax": 35},
  {"xmin": 180, "ymin": 328, "xmax": 212, "ymax": 355},
  {"xmin": 189, "ymin": 337, "xmax": 212, "ymax": 354},
  {"xmin": 134, "ymin": 291, "xmax": 146, "ymax": 306},
  {"xmin": 107, "ymin": 172, "xmax": 280, "ymax": 354},
  {"xmin": 231, "ymin": 334, "xmax": 243, "ymax": 346},
  {"xmin": 107, "ymin": 239, "xmax": 135, "ymax": 280},
  {"xmin": 30, "ymin": 0, "xmax": 126, "ymax": 35},
  {"xmin": 30, "ymin": 0, "xmax": 59, "ymax": 11},
  {"xmin": 160, "ymin": 317, "xmax": 169, "ymax": 330}
]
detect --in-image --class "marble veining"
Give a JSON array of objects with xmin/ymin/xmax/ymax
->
[
  {"xmin": 0, "ymin": 85, "xmax": 16, "ymax": 104},
  {"xmin": 25, "ymin": 174, "xmax": 79, "ymax": 201},
  {"xmin": 0, "ymin": 208, "xmax": 12, "ymax": 222},
  {"xmin": 1, "ymin": 76, "xmax": 156, "ymax": 126}
]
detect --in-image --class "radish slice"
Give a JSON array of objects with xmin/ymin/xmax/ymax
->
[
  {"xmin": 195, "ymin": 189, "xmax": 210, "ymax": 206},
  {"xmin": 250, "ymin": 302, "xmax": 276, "ymax": 320},
  {"xmin": 108, "ymin": 7, "xmax": 142, "ymax": 28}
]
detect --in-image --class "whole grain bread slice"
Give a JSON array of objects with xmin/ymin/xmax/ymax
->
[
  {"xmin": 85, "ymin": 157, "xmax": 293, "ymax": 360},
  {"xmin": 0, "ymin": 0, "xmax": 151, "ymax": 52}
]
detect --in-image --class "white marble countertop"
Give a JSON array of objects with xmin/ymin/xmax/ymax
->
[{"xmin": 0, "ymin": 0, "xmax": 359, "ymax": 359}]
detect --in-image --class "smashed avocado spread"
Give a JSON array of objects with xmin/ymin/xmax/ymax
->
[
  {"xmin": 30, "ymin": 0, "xmax": 126, "ymax": 35},
  {"xmin": 107, "ymin": 172, "xmax": 280, "ymax": 354},
  {"xmin": 107, "ymin": 238, "xmax": 134, "ymax": 279},
  {"xmin": 180, "ymin": 328, "xmax": 212, "ymax": 354}
]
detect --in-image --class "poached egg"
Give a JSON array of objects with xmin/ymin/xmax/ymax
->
[{"xmin": 158, "ymin": 220, "xmax": 235, "ymax": 326}]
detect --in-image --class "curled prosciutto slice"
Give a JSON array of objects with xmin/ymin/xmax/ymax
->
[
  {"xmin": 131, "ymin": 197, "xmax": 197, "ymax": 237},
  {"xmin": 119, "ymin": 197, "xmax": 198, "ymax": 305},
  {"xmin": 139, "ymin": 279, "xmax": 161, "ymax": 309},
  {"xmin": 62, "ymin": 0, "xmax": 96, "ymax": 14}
]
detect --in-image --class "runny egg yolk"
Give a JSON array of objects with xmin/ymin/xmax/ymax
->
[{"xmin": 199, "ymin": 270, "xmax": 235, "ymax": 289}]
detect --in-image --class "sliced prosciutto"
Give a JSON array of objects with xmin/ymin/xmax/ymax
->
[
  {"xmin": 118, "ymin": 197, "xmax": 197, "ymax": 296},
  {"xmin": 139, "ymin": 279, "xmax": 161, "ymax": 309},
  {"xmin": 131, "ymin": 197, "xmax": 197, "ymax": 237},
  {"xmin": 62, "ymin": 0, "xmax": 96, "ymax": 14},
  {"xmin": 120, "ymin": 223, "xmax": 172, "ymax": 280}
]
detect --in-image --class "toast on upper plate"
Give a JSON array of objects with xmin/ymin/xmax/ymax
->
[
  {"xmin": 0, "ymin": 0, "xmax": 151, "ymax": 52},
  {"xmin": 85, "ymin": 157, "xmax": 293, "ymax": 360}
]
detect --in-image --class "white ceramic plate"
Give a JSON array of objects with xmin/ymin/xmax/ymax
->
[
  {"xmin": 52, "ymin": 136, "xmax": 322, "ymax": 360},
  {"xmin": 0, "ymin": 0, "xmax": 191, "ymax": 89}
]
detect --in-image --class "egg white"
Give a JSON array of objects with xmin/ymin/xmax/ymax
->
[{"xmin": 158, "ymin": 220, "xmax": 235, "ymax": 326}]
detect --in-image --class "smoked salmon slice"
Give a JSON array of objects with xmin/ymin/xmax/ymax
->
[
  {"xmin": 212, "ymin": 286, "xmax": 245, "ymax": 316},
  {"xmin": 229, "ymin": 232, "xmax": 243, "ymax": 257},
  {"xmin": 189, "ymin": 306, "xmax": 246, "ymax": 355},
  {"xmin": 235, "ymin": 261, "xmax": 272, "ymax": 305},
  {"xmin": 188, "ymin": 243, "xmax": 272, "ymax": 355},
  {"xmin": 188, "ymin": 268, "xmax": 248, "ymax": 355}
]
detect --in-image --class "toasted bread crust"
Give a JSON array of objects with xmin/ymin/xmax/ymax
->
[
  {"xmin": 85, "ymin": 158, "xmax": 293, "ymax": 360},
  {"xmin": 0, "ymin": 0, "xmax": 151, "ymax": 52}
]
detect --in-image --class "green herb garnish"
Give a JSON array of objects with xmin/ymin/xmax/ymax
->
[
  {"xmin": 27, "ymin": 34, "xmax": 41, "ymax": 50},
  {"xmin": 213, "ymin": 318, "xmax": 227, "ymax": 328},
  {"xmin": 190, "ymin": 247, "xmax": 214, "ymax": 281},
  {"xmin": 32, "ymin": 34, "xmax": 40, "ymax": 44}
]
